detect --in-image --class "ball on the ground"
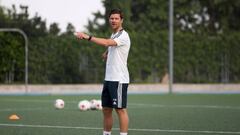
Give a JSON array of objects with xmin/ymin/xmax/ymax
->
[
  {"xmin": 54, "ymin": 99, "xmax": 65, "ymax": 109},
  {"xmin": 78, "ymin": 100, "xmax": 91, "ymax": 111},
  {"xmin": 95, "ymin": 100, "xmax": 102, "ymax": 110},
  {"xmin": 90, "ymin": 99, "xmax": 98, "ymax": 110}
]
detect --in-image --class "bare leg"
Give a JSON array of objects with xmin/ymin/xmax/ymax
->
[
  {"xmin": 103, "ymin": 107, "xmax": 113, "ymax": 131},
  {"xmin": 115, "ymin": 108, "xmax": 129, "ymax": 132}
]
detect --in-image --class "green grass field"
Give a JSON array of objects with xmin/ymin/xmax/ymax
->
[{"xmin": 0, "ymin": 94, "xmax": 240, "ymax": 135}]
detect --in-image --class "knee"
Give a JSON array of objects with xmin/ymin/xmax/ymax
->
[
  {"xmin": 115, "ymin": 108, "xmax": 127, "ymax": 115},
  {"xmin": 103, "ymin": 108, "xmax": 113, "ymax": 116}
]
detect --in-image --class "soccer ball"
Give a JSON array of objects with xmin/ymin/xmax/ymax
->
[
  {"xmin": 95, "ymin": 100, "xmax": 102, "ymax": 110},
  {"xmin": 90, "ymin": 99, "xmax": 98, "ymax": 110},
  {"xmin": 54, "ymin": 99, "xmax": 65, "ymax": 109},
  {"xmin": 78, "ymin": 100, "xmax": 91, "ymax": 111},
  {"xmin": 90, "ymin": 99, "xmax": 102, "ymax": 110}
]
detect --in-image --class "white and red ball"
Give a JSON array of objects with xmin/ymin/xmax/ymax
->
[
  {"xmin": 78, "ymin": 100, "xmax": 91, "ymax": 111},
  {"xmin": 95, "ymin": 100, "xmax": 102, "ymax": 110},
  {"xmin": 90, "ymin": 99, "xmax": 98, "ymax": 110},
  {"xmin": 54, "ymin": 99, "xmax": 65, "ymax": 109}
]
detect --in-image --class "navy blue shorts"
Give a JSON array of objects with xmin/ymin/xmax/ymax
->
[{"xmin": 101, "ymin": 81, "xmax": 128, "ymax": 109}]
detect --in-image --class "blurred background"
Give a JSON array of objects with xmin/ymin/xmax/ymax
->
[
  {"xmin": 0, "ymin": 0, "xmax": 239, "ymax": 86},
  {"xmin": 1, "ymin": 1, "xmax": 240, "ymax": 134}
]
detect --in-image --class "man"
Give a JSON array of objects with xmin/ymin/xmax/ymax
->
[{"xmin": 75, "ymin": 9, "xmax": 130, "ymax": 135}]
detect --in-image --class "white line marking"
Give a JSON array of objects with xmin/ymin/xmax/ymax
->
[
  {"xmin": 129, "ymin": 128, "xmax": 240, "ymax": 134},
  {"xmin": 0, "ymin": 123, "xmax": 102, "ymax": 130},
  {"xmin": 0, "ymin": 123, "xmax": 240, "ymax": 134}
]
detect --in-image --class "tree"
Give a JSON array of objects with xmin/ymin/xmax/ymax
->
[
  {"xmin": 49, "ymin": 23, "xmax": 60, "ymax": 35},
  {"xmin": 1, "ymin": 1, "xmax": 239, "ymax": 84}
]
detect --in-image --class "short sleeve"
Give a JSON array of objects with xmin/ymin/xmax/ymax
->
[{"xmin": 113, "ymin": 32, "xmax": 130, "ymax": 46}]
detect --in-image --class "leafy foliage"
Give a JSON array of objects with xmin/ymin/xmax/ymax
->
[{"xmin": 0, "ymin": 0, "xmax": 240, "ymax": 84}]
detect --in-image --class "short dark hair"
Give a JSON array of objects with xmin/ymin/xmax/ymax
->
[{"xmin": 108, "ymin": 9, "xmax": 124, "ymax": 19}]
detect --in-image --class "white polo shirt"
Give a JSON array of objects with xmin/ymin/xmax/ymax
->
[{"xmin": 104, "ymin": 29, "xmax": 131, "ymax": 83}]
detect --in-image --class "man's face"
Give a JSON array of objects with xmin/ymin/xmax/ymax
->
[{"xmin": 109, "ymin": 14, "xmax": 123, "ymax": 30}]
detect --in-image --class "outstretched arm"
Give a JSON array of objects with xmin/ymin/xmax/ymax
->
[{"xmin": 75, "ymin": 32, "xmax": 117, "ymax": 47}]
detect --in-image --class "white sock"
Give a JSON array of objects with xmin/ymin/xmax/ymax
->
[
  {"xmin": 120, "ymin": 132, "xmax": 128, "ymax": 135},
  {"xmin": 103, "ymin": 131, "xmax": 111, "ymax": 135}
]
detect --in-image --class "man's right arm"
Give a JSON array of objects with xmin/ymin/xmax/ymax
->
[
  {"xmin": 75, "ymin": 32, "xmax": 117, "ymax": 47},
  {"xmin": 91, "ymin": 37, "xmax": 117, "ymax": 47}
]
